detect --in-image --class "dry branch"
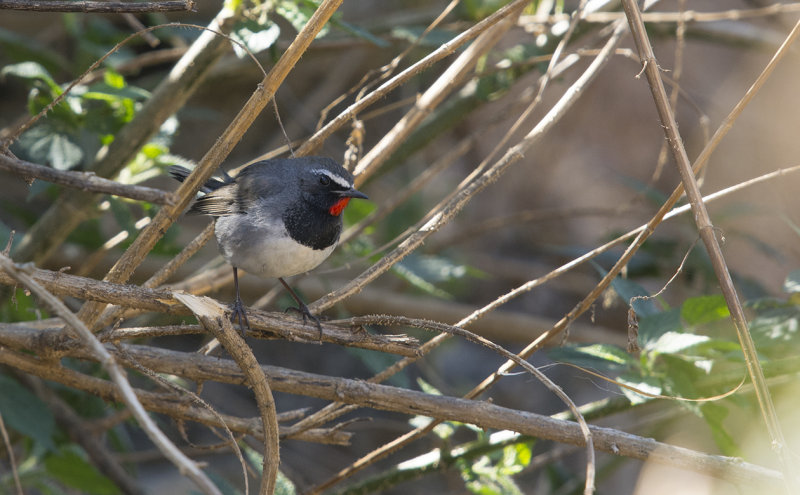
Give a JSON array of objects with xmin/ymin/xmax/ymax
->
[
  {"xmin": 297, "ymin": 0, "xmax": 532, "ymax": 157},
  {"xmin": 351, "ymin": 0, "xmax": 524, "ymax": 184},
  {"xmin": 0, "ymin": 0, "xmax": 193, "ymax": 12},
  {"xmin": 176, "ymin": 293, "xmax": 280, "ymax": 495},
  {"xmin": 300, "ymin": 21, "xmax": 629, "ymax": 492},
  {"xmin": 0, "ymin": 264, "xmax": 420, "ymax": 356},
  {"xmin": 0, "ymin": 154, "xmax": 172, "ymax": 205}
]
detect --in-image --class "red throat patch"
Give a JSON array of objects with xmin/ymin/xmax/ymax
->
[{"xmin": 329, "ymin": 197, "xmax": 351, "ymax": 216}]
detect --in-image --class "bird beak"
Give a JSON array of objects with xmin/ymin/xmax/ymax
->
[{"xmin": 341, "ymin": 187, "xmax": 368, "ymax": 200}]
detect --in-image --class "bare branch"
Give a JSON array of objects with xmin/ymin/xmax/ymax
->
[
  {"xmin": 0, "ymin": 411, "xmax": 23, "ymax": 495},
  {"xmin": 0, "ymin": 153, "xmax": 172, "ymax": 205},
  {"xmin": 297, "ymin": 0, "xmax": 532, "ymax": 156},
  {"xmin": 0, "ymin": 265, "xmax": 421, "ymax": 356},
  {"xmin": 176, "ymin": 293, "xmax": 280, "ymax": 495},
  {"xmin": 0, "ymin": 0, "xmax": 194, "ymax": 12}
]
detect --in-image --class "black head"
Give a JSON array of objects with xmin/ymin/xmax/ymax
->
[{"xmin": 296, "ymin": 158, "xmax": 368, "ymax": 217}]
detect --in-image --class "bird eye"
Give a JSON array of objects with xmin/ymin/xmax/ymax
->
[{"xmin": 319, "ymin": 175, "xmax": 331, "ymax": 186}]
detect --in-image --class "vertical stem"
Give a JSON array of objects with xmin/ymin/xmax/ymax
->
[{"xmin": 620, "ymin": 0, "xmax": 793, "ymax": 491}]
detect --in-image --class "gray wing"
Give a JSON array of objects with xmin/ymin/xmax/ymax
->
[
  {"xmin": 189, "ymin": 185, "xmax": 244, "ymax": 216},
  {"xmin": 188, "ymin": 162, "xmax": 279, "ymax": 216}
]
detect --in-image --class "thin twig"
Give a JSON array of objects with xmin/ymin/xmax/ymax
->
[
  {"xmin": 350, "ymin": 1, "xmax": 526, "ymax": 185},
  {"xmin": 0, "ymin": 264, "xmax": 421, "ymax": 356},
  {"xmin": 0, "ymin": 411, "xmax": 23, "ymax": 495},
  {"xmin": 0, "ymin": 344, "xmax": 349, "ymax": 445},
  {"xmin": 94, "ymin": 222, "xmax": 216, "ymax": 330},
  {"xmin": 0, "ymin": 0, "xmax": 194, "ymax": 12},
  {"xmin": 344, "ymin": 314, "xmax": 596, "ymax": 494},
  {"xmin": 519, "ymin": 2, "xmax": 800, "ymax": 25}
]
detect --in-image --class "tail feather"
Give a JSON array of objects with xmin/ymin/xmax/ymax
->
[{"xmin": 167, "ymin": 165, "xmax": 229, "ymax": 193}]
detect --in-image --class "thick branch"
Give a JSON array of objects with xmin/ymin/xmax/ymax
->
[
  {"xmin": 0, "ymin": 154, "xmax": 172, "ymax": 205},
  {"xmin": 0, "ymin": 265, "xmax": 420, "ymax": 356}
]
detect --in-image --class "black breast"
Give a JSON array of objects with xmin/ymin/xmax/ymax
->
[{"xmin": 283, "ymin": 203, "xmax": 342, "ymax": 251}]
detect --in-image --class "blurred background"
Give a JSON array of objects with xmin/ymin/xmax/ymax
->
[{"xmin": 1, "ymin": 1, "xmax": 800, "ymax": 493}]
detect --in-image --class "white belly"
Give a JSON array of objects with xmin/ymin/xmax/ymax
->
[{"xmin": 215, "ymin": 215, "xmax": 336, "ymax": 278}]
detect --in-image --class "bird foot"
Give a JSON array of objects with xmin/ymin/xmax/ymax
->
[
  {"xmin": 285, "ymin": 302, "xmax": 323, "ymax": 340},
  {"xmin": 230, "ymin": 297, "xmax": 250, "ymax": 336}
]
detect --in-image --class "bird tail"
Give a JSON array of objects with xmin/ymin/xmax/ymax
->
[{"xmin": 167, "ymin": 165, "xmax": 232, "ymax": 193}]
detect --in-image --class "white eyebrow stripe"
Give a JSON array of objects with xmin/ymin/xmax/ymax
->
[{"xmin": 311, "ymin": 168, "xmax": 351, "ymax": 188}]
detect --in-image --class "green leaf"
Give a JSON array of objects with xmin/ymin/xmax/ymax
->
[
  {"xmin": 392, "ymin": 256, "xmax": 454, "ymax": 300},
  {"xmin": 783, "ymin": 269, "xmax": 800, "ymax": 293},
  {"xmin": 1, "ymin": 61, "xmax": 60, "ymax": 93},
  {"xmin": 500, "ymin": 443, "xmax": 531, "ymax": 474},
  {"xmin": 638, "ymin": 308, "xmax": 682, "ymax": 347},
  {"xmin": 277, "ymin": 1, "xmax": 329, "ymax": 38},
  {"xmin": 701, "ymin": 402, "xmax": 741, "ymax": 457},
  {"xmin": 750, "ymin": 306, "xmax": 800, "ymax": 351},
  {"xmin": 548, "ymin": 344, "xmax": 634, "ymax": 373},
  {"xmin": 391, "ymin": 26, "xmax": 457, "ymax": 47},
  {"xmin": 681, "ymin": 295, "xmax": 730, "ymax": 326},
  {"xmin": 610, "ymin": 275, "xmax": 660, "ymax": 316},
  {"xmin": 618, "ymin": 373, "xmax": 661, "ymax": 405},
  {"xmin": 231, "ymin": 19, "xmax": 280, "ymax": 58},
  {"xmin": 275, "ymin": 471, "xmax": 297, "ymax": 495},
  {"xmin": 44, "ymin": 447, "xmax": 120, "ymax": 494},
  {"xmin": 332, "ymin": 18, "xmax": 389, "ymax": 47},
  {"xmin": 28, "ymin": 132, "xmax": 84, "ymax": 170},
  {"xmin": 103, "ymin": 69, "xmax": 125, "ymax": 89},
  {"xmin": 401, "ymin": 254, "xmax": 470, "ymax": 284},
  {"xmin": 0, "ymin": 375, "xmax": 56, "ymax": 450},
  {"xmin": 647, "ymin": 331, "xmax": 710, "ymax": 354},
  {"xmin": 416, "ymin": 377, "xmax": 442, "ymax": 395}
]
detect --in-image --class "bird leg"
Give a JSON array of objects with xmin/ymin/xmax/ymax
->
[
  {"xmin": 230, "ymin": 267, "xmax": 249, "ymax": 335},
  {"xmin": 279, "ymin": 277, "xmax": 322, "ymax": 339}
]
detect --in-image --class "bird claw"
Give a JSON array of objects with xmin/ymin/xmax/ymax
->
[
  {"xmin": 285, "ymin": 303, "xmax": 323, "ymax": 340},
  {"xmin": 230, "ymin": 297, "xmax": 250, "ymax": 337}
]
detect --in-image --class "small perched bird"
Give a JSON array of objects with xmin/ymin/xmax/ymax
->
[{"xmin": 169, "ymin": 156, "xmax": 368, "ymax": 333}]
